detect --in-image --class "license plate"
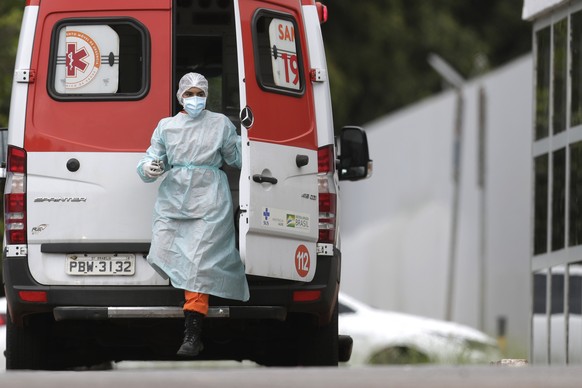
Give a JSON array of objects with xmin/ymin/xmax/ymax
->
[{"xmin": 66, "ymin": 254, "xmax": 136, "ymax": 276}]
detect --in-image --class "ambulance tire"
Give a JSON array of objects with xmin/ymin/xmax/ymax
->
[
  {"xmin": 5, "ymin": 312, "xmax": 54, "ymax": 370},
  {"xmin": 6, "ymin": 312, "xmax": 111, "ymax": 370},
  {"xmin": 297, "ymin": 303, "xmax": 339, "ymax": 366},
  {"xmin": 255, "ymin": 306, "xmax": 339, "ymax": 367}
]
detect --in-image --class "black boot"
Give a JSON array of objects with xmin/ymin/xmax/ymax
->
[{"xmin": 177, "ymin": 311, "xmax": 204, "ymax": 357}]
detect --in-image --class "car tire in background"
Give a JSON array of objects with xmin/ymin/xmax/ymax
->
[{"xmin": 368, "ymin": 346, "xmax": 430, "ymax": 365}]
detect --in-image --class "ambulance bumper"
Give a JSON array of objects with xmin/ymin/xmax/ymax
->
[{"xmin": 3, "ymin": 250, "xmax": 340, "ymax": 326}]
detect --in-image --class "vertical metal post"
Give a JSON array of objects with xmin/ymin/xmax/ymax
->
[
  {"xmin": 565, "ymin": 265, "xmax": 570, "ymax": 364},
  {"xmin": 547, "ymin": 269, "xmax": 552, "ymax": 364},
  {"xmin": 477, "ymin": 86, "xmax": 487, "ymax": 331},
  {"xmin": 445, "ymin": 90, "xmax": 464, "ymax": 322},
  {"xmin": 427, "ymin": 53, "xmax": 465, "ymax": 322}
]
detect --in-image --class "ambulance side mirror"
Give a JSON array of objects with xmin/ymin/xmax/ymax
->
[
  {"xmin": 0, "ymin": 127, "xmax": 6, "ymax": 180},
  {"xmin": 337, "ymin": 126, "xmax": 373, "ymax": 181}
]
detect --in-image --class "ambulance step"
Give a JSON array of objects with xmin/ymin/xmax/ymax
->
[{"xmin": 53, "ymin": 306, "xmax": 287, "ymax": 321}]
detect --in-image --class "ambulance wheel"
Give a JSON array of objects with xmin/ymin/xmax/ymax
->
[
  {"xmin": 297, "ymin": 304, "xmax": 339, "ymax": 366},
  {"xmin": 5, "ymin": 312, "xmax": 54, "ymax": 370}
]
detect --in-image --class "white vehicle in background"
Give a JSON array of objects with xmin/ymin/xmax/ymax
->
[{"xmin": 338, "ymin": 293, "xmax": 502, "ymax": 365}]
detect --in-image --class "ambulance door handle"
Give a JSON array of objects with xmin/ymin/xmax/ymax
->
[
  {"xmin": 252, "ymin": 174, "xmax": 278, "ymax": 185},
  {"xmin": 296, "ymin": 154, "xmax": 309, "ymax": 168}
]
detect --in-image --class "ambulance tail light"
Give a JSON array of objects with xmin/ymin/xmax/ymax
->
[
  {"xmin": 318, "ymin": 145, "xmax": 336, "ymax": 244},
  {"xmin": 19, "ymin": 290, "xmax": 47, "ymax": 303},
  {"xmin": 293, "ymin": 290, "xmax": 321, "ymax": 302},
  {"xmin": 5, "ymin": 146, "xmax": 27, "ymax": 245}
]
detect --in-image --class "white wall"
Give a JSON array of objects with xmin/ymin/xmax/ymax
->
[{"xmin": 338, "ymin": 55, "xmax": 533, "ymax": 357}]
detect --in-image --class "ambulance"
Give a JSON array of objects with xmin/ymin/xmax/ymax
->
[{"xmin": 1, "ymin": 0, "xmax": 371, "ymax": 369}]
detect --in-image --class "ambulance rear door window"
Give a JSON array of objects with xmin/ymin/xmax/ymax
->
[
  {"xmin": 49, "ymin": 19, "xmax": 148, "ymax": 100},
  {"xmin": 253, "ymin": 12, "xmax": 304, "ymax": 96}
]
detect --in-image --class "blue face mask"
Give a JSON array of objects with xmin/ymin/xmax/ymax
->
[{"xmin": 183, "ymin": 96, "xmax": 207, "ymax": 118}]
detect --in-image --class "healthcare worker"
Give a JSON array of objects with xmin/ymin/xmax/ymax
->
[{"xmin": 137, "ymin": 72, "xmax": 249, "ymax": 357}]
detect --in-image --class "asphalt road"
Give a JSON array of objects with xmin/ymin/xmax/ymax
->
[{"xmin": 1, "ymin": 364, "xmax": 582, "ymax": 388}]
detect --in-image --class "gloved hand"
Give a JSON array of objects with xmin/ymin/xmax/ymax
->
[{"xmin": 143, "ymin": 160, "xmax": 164, "ymax": 178}]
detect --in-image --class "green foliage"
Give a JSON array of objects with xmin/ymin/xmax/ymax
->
[
  {"xmin": 322, "ymin": 0, "xmax": 531, "ymax": 129},
  {"xmin": 0, "ymin": 0, "xmax": 24, "ymax": 127}
]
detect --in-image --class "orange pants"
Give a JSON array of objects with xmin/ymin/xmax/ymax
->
[{"xmin": 183, "ymin": 291, "xmax": 209, "ymax": 315}]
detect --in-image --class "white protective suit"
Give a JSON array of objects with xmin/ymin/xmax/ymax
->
[{"xmin": 137, "ymin": 106, "xmax": 249, "ymax": 302}]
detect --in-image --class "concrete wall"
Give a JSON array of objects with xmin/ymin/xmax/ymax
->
[{"xmin": 338, "ymin": 55, "xmax": 533, "ymax": 358}]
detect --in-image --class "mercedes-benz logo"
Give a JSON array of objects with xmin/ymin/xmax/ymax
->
[{"xmin": 240, "ymin": 106, "xmax": 254, "ymax": 129}]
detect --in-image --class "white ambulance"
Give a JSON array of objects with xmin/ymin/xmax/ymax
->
[{"xmin": 2, "ymin": 0, "xmax": 371, "ymax": 369}]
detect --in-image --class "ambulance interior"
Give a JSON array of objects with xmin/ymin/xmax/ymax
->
[{"xmin": 174, "ymin": 0, "xmax": 242, "ymax": 241}]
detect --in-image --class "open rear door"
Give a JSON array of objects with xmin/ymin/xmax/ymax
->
[{"xmin": 235, "ymin": 0, "xmax": 319, "ymax": 281}]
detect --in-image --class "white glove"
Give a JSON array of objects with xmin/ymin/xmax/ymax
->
[{"xmin": 143, "ymin": 160, "xmax": 164, "ymax": 178}]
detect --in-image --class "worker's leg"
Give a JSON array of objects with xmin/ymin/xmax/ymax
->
[
  {"xmin": 183, "ymin": 291, "xmax": 209, "ymax": 315},
  {"xmin": 178, "ymin": 291, "xmax": 208, "ymax": 357}
]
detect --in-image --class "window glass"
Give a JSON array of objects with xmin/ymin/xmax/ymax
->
[
  {"xmin": 534, "ymin": 267, "xmax": 582, "ymax": 318},
  {"xmin": 536, "ymin": 267, "xmax": 582, "ymax": 315},
  {"xmin": 534, "ymin": 154, "xmax": 549, "ymax": 255},
  {"xmin": 550, "ymin": 271, "xmax": 564, "ymax": 314},
  {"xmin": 55, "ymin": 25, "xmax": 120, "ymax": 94},
  {"xmin": 569, "ymin": 265, "xmax": 582, "ymax": 315},
  {"xmin": 552, "ymin": 148, "xmax": 566, "ymax": 251},
  {"xmin": 535, "ymin": 26, "xmax": 551, "ymax": 140},
  {"xmin": 553, "ymin": 18, "xmax": 567, "ymax": 135},
  {"xmin": 572, "ymin": 12, "xmax": 582, "ymax": 127},
  {"xmin": 533, "ymin": 272, "xmax": 547, "ymax": 314},
  {"xmin": 254, "ymin": 13, "xmax": 304, "ymax": 95},
  {"xmin": 534, "ymin": 269, "xmax": 573, "ymax": 315},
  {"xmin": 50, "ymin": 21, "xmax": 146, "ymax": 98},
  {"xmin": 570, "ymin": 142, "xmax": 582, "ymax": 246}
]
